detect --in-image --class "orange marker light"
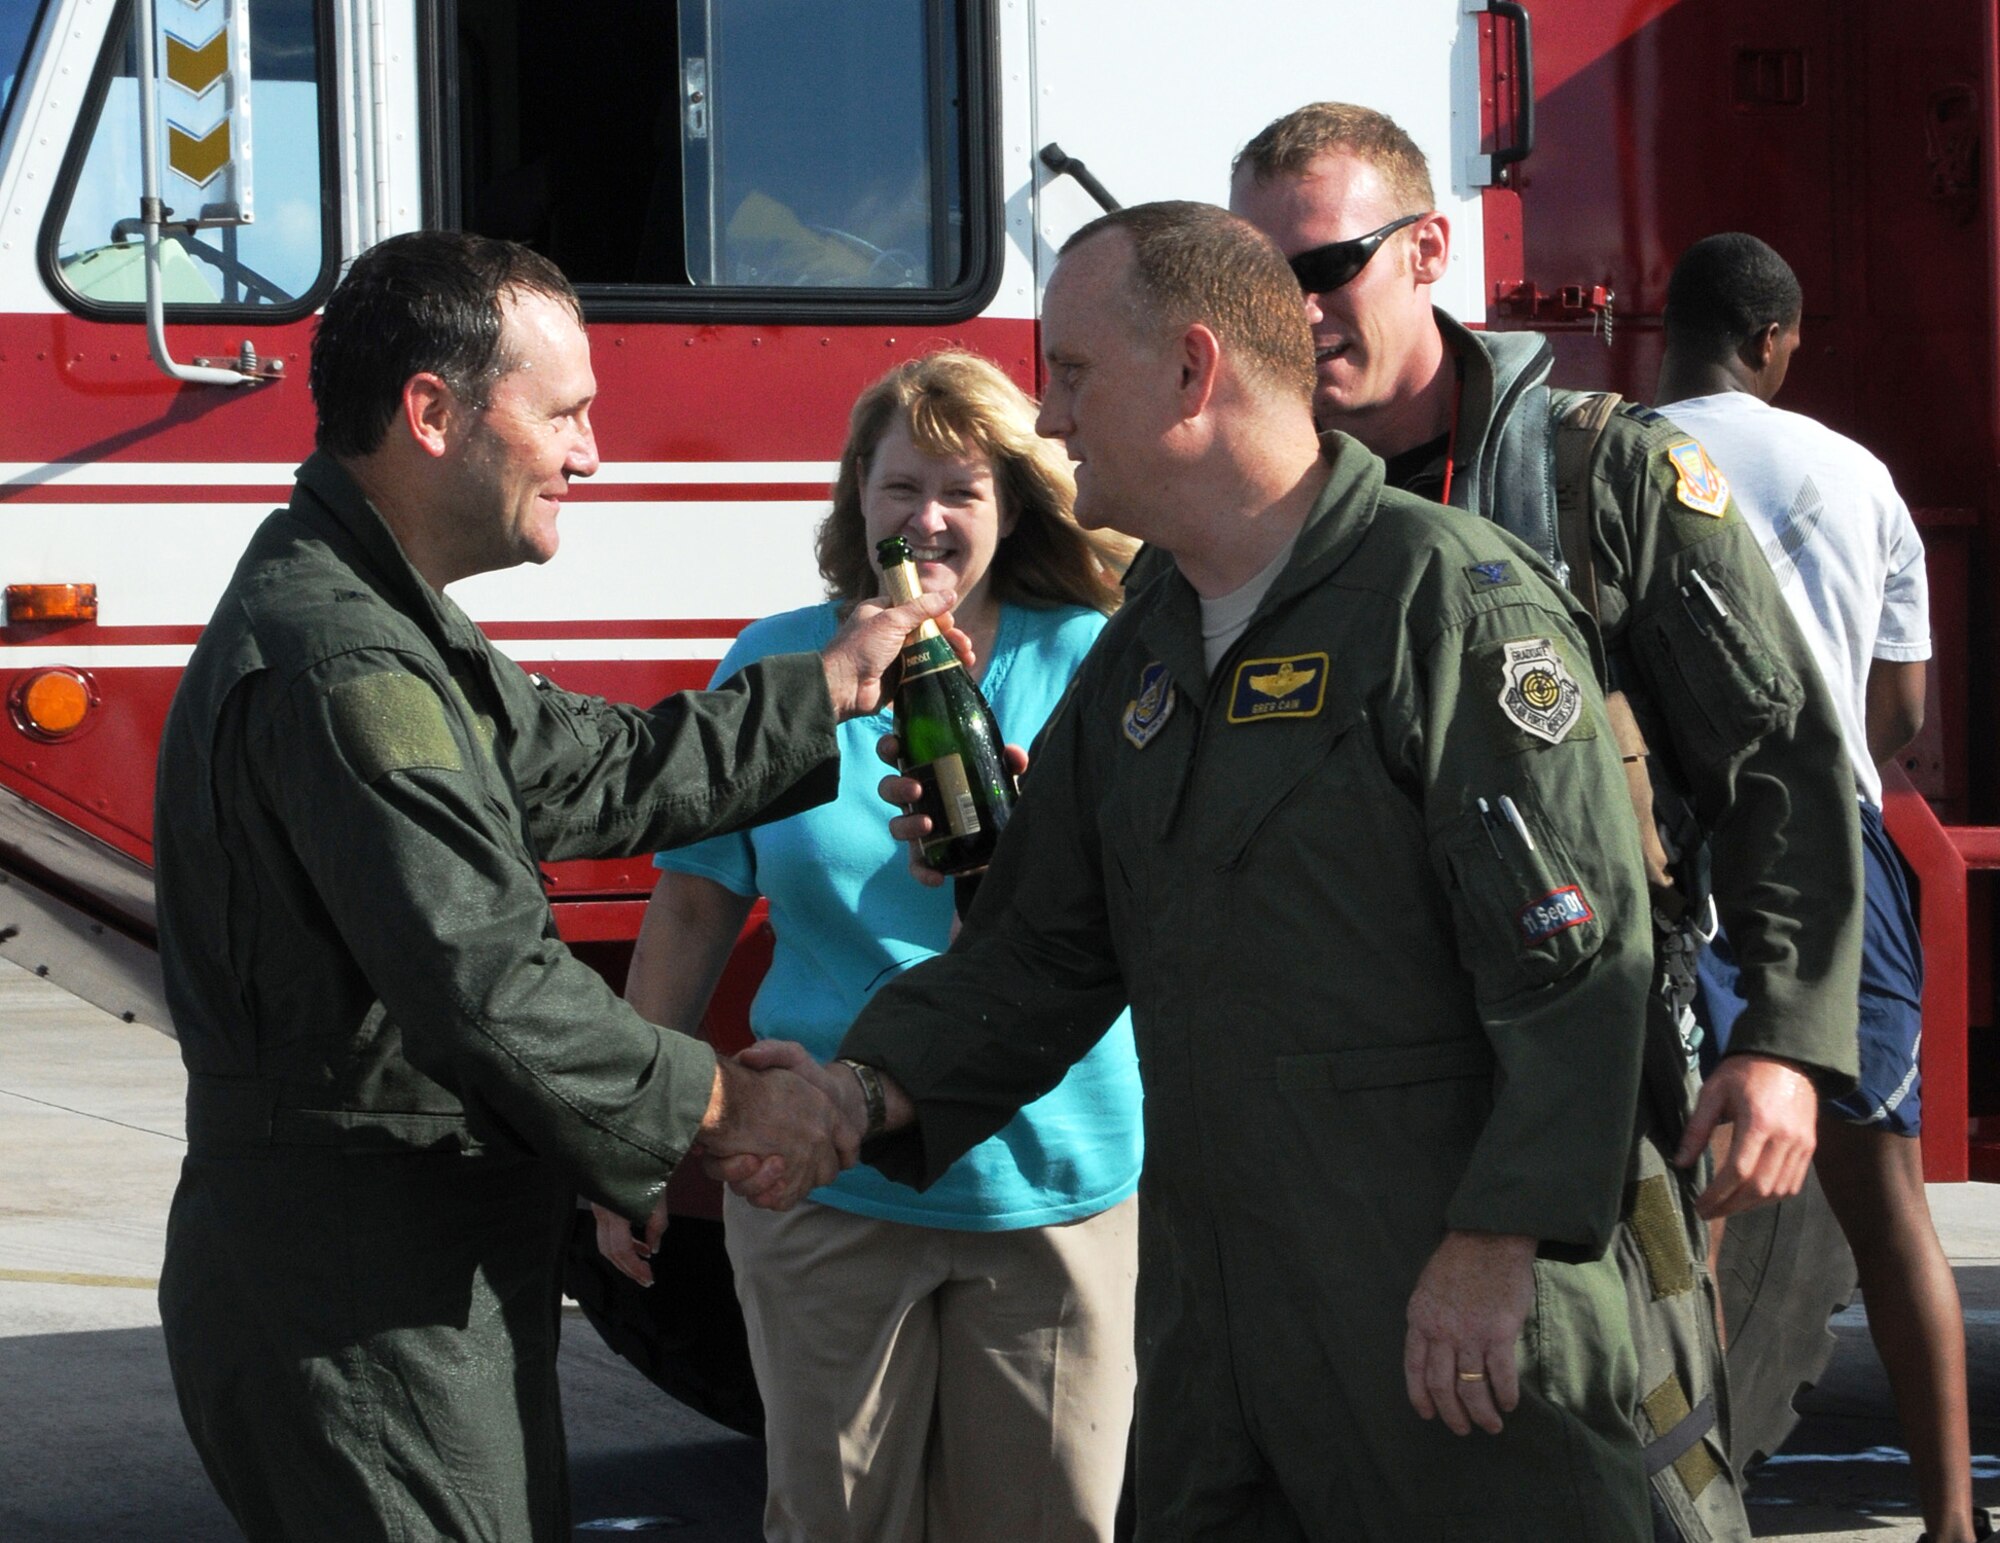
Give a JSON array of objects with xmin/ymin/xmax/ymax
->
[
  {"xmin": 5, "ymin": 584, "xmax": 99, "ymax": 624},
  {"xmin": 13, "ymin": 668, "xmax": 95, "ymax": 738}
]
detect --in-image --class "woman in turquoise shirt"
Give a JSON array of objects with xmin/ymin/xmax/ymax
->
[{"xmin": 597, "ymin": 350, "xmax": 1141, "ymax": 1542}]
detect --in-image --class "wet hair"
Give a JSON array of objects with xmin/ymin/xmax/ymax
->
[
  {"xmin": 1663, "ymin": 233, "xmax": 1803, "ymax": 361},
  {"xmin": 310, "ymin": 230, "xmax": 584, "ymax": 458},
  {"xmin": 816, "ymin": 349, "xmax": 1132, "ymax": 614},
  {"xmin": 1059, "ymin": 201, "xmax": 1317, "ymax": 402},
  {"xmin": 1233, "ymin": 102, "xmax": 1435, "ymax": 215}
]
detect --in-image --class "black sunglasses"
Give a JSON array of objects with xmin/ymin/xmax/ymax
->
[{"xmin": 1288, "ymin": 214, "xmax": 1425, "ymax": 294}]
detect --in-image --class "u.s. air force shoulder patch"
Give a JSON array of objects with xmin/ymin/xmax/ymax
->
[
  {"xmin": 1667, "ymin": 440, "xmax": 1731, "ymax": 517},
  {"xmin": 1496, "ymin": 637, "xmax": 1582, "ymax": 745},
  {"xmin": 1123, "ymin": 661, "xmax": 1175, "ymax": 748},
  {"xmin": 1228, "ymin": 652, "xmax": 1329, "ymax": 723}
]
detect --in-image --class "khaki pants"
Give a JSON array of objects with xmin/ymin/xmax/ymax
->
[{"xmin": 724, "ymin": 1191, "xmax": 1139, "ymax": 1543}]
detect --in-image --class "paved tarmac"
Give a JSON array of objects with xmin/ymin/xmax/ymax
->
[{"xmin": 1, "ymin": 954, "xmax": 1994, "ymax": 1541}]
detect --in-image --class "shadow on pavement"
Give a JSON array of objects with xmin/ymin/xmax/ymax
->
[
  {"xmin": 1744, "ymin": 1263, "xmax": 2000, "ymax": 1536},
  {"xmin": 568, "ymin": 1437, "xmax": 765, "ymax": 1541},
  {"xmin": 0, "ymin": 1317, "xmax": 767, "ymax": 1543},
  {"xmin": 0, "ymin": 1324, "xmax": 239, "ymax": 1542}
]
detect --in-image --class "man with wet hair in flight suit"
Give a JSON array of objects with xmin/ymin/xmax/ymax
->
[{"xmin": 153, "ymin": 230, "xmax": 951, "ymax": 1542}]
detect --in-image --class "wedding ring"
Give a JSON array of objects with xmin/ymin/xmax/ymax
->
[{"xmin": 1456, "ymin": 1369, "xmax": 1487, "ymax": 1382}]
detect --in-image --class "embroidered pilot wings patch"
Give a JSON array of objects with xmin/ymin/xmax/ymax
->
[{"xmin": 1227, "ymin": 653, "xmax": 1329, "ymax": 723}]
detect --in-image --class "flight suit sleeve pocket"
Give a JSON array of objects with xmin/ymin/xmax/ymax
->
[
  {"xmin": 1277, "ymin": 1037, "xmax": 1496, "ymax": 1091},
  {"xmin": 1437, "ymin": 793, "xmax": 1607, "ymax": 1002},
  {"xmin": 1627, "ymin": 561, "xmax": 1802, "ymax": 765}
]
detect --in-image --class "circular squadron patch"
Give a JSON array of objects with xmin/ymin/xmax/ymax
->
[{"xmin": 1497, "ymin": 637, "xmax": 1583, "ymax": 745}]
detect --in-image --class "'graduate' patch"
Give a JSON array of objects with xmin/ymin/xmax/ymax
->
[
  {"xmin": 1496, "ymin": 637, "xmax": 1583, "ymax": 745},
  {"xmin": 1667, "ymin": 440, "xmax": 1731, "ymax": 517},
  {"xmin": 1518, "ymin": 885, "xmax": 1595, "ymax": 946},
  {"xmin": 1227, "ymin": 652, "xmax": 1329, "ymax": 723},
  {"xmin": 1123, "ymin": 661, "xmax": 1175, "ymax": 748}
]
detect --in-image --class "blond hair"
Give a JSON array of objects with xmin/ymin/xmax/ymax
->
[
  {"xmin": 816, "ymin": 350, "xmax": 1132, "ymax": 612},
  {"xmin": 1234, "ymin": 102, "xmax": 1435, "ymax": 215}
]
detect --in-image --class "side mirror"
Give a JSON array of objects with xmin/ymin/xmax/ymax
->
[{"xmin": 134, "ymin": 0, "xmax": 275, "ymax": 385}]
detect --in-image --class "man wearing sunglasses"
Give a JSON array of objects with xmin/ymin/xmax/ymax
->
[{"xmin": 1230, "ymin": 103, "xmax": 1864, "ymax": 1543}]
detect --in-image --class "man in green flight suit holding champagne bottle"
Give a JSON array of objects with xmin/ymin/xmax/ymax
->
[{"xmin": 151, "ymin": 230, "xmax": 955, "ymax": 1542}]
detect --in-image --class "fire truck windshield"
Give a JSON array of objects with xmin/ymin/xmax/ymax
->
[{"xmin": 452, "ymin": 0, "xmax": 972, "ymax": 296}]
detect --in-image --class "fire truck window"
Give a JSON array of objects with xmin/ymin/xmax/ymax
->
[
  {"xmin": 0, "ymin": 0, "xmax": 52, "ymax": 140},
  {"xmin": 48, "ymin": 0, "xmax": 329, "ymax": 313},
  {"xmin": 453, "ymin": 0, "xmax": 967, "ymax": 295}
]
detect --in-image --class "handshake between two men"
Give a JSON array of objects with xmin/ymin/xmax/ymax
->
[
  {"xmin": 593, "ymin": 726, "xmax": 965, "ymax": 1288},
  {"xmin": 595, "ymin": 1035, "xmax": 915, "ymax": 1285}
]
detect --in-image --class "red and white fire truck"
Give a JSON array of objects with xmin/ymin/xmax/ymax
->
[{"xmin": 1, "ymin": 0, "xmax": 1993, "ymax": 1449}]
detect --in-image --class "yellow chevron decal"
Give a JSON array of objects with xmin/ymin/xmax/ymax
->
[
  {"xmin": 166, "ymin": 28, "xmax": 228, "ymax": 95},
  {"xmin": 169, "ymin": 119, "xmax": 232, "ymax": 185}
]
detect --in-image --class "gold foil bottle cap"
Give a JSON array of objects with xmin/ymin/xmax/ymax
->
[{"xmin": 875, "ymin": 535, "xmax": 941, "ymax": 640}]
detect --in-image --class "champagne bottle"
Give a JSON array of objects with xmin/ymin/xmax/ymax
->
[{"xmin": 875, "ymin": 535, "xmax": 1016, "ymax": 875}]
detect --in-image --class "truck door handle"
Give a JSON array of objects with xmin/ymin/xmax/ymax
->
[{"xmin": 1490, "ymin": 0, "xmax": 1536, "ymax": 170}]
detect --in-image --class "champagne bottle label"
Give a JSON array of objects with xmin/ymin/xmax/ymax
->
[
  {"xmin": 914, "ymin": 754, "xmax": 982, "ymax": 840},
  {"xmin": 898, "ymin": 632, "xmax": 959, "ymax": 684}
]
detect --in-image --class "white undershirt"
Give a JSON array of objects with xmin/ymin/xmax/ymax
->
[{"xmin": 1199, "ymin": 532, "xmax": 1299, "ymax": 674}]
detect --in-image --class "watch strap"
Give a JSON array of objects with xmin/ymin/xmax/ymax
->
[{"xmin": 836, "ymin": 1058, "xmax": 887, "ymax": 1141}]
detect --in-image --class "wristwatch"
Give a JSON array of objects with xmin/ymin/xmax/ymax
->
[{"xmin": 835, "ymin": 1058, "xmax": 888, "ymax": 1141}]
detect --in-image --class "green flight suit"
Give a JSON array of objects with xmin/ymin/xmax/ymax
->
[
  {"xmin": 153, "ymin": 453, "xmax": 842, "ymax": 1542},
  {"xmin": 842, "ymin": 438, "xmax": 1655, "ymax": 1542},
  {"xmin": 1436, "ymin": 314, "xmax": 1861, "ymax": 1088},
  {"xmin": 1419, "ymin": 315, "xmax": 1865, "ymax": 1542}
]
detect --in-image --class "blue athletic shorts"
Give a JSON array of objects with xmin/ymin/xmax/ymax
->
[{"xmin": 1693, "ymin": 799, "xmax": 1924, "ymax": 1134}]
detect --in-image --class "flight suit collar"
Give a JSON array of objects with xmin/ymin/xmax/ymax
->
[
  {"xmin": 1133, "ymin": 433, "xmax": 1386, "ymax": 696},
  {"xmin": 1434, "ymin": 308, "xmax": 1553, "ymax": 517},
  {"xmin": 293, "ymin": 451, "xmax": 490, "ymax": 661}
]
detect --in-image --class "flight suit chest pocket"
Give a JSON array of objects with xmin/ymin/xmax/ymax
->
[
  {"xmin": 1216, "ymin": 701, "xmax": 1370, "ymax": 870},
  {"xmin": 1439, "ymin": 782, "xmax": 1607, "ymax": 1002},
  {"xmin": 1626, "ymin": 560, "xmax": 1801, "ymax": 767}
]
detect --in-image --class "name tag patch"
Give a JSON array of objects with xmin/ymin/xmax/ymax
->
[
  {"xmin": 1228, "ymin": 652, "xmax": 1329, "ymax": 723},
  {"xmin": 1496, "ymin": 637, "xmax": 1583, "ymax": 745},
  {"xmin": 1518, "ymin": 885, "xmax": 1594, "ymax": 946},
  {"xmin": 1667, "ymin": 440, "xmax": 1731, "ymax": 518},
  {"xmin": 1123, "ymin": 661, "xmax": 1176, "ymax": 748}
]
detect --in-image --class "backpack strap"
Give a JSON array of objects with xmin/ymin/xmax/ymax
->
[
  {"xmin": 1551, "ymin": 390, "xmax": 1622, "ymax": 624},
  {"xmin": 1548, "ymin": 390, "xmax": 1683, "ymax": 905}
]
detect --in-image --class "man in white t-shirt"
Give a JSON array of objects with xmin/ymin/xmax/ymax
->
[{"xmin": 1658, "ymin": 232, "xmax": 1987, "ymax": 1543}]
